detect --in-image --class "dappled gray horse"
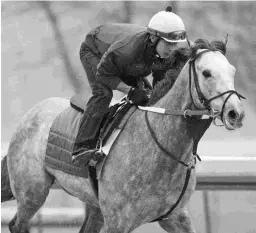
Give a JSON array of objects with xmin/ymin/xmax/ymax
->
[{"xmin": 2, "ymin": 39, "xmax": 245, "ymax": 233}]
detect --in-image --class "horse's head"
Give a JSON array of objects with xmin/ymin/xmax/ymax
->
[{"xmin": 189, "ymin": 39, "xmax": 245, "ymax": 130}]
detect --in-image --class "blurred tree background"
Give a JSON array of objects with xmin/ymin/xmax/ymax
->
[
  {"xmin": 1, "ymin": 1, "xmax": 256, "ymax": 141},
  {"xmin": 1, "ymin": 2, "xmax": 256, "ymax": 233}
]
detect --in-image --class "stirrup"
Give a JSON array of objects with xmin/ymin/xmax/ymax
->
[{"xmin": 72, "ymin": 148, "xmax": 103, "ymax": 166}]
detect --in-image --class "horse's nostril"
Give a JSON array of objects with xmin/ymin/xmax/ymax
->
[{"xmin": 228, "ymin": 110, "xmax": 239, "ymax": 121}]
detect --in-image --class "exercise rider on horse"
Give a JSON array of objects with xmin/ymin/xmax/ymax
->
[{"xmin": 72, "ymin": 6, "xmax": 189, "ymax": 165}]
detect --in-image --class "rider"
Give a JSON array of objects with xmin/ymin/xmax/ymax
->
[{"xmin": 72, "ymin": 6, "xmax": 188, "ymax": 165}]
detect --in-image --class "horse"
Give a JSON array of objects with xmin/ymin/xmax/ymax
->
[{"xmin": 1, "ymin": 38, "xmax": 245, "ymax": 233}]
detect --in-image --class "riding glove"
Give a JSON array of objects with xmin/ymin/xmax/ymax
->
[{"xmin": 128, "ymin": 87, "xmax": 149, "ymax": 106}]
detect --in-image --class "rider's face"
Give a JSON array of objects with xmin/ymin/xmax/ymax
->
[{"xmin": 156, "ymin": 39, "xmax": 178, "ymax": 59}]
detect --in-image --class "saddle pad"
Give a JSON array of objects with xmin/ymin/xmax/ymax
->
[
  {"xmin": 45, "ymin": 96, "xmax": 136, "ymax": 180},
  {"xmin": 45, "ymin": 106, "xmax": 88, "ymax": 178}
]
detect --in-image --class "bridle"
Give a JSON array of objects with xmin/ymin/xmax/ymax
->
[
  {"xmin": 189, "ymin": 49, "xmax": 246, "ymax": 122},
  {"xmin": 140, "ymin": 49, "xmax": 246, "ymax": 222}
]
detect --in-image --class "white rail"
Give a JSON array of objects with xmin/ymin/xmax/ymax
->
[
  {"xmin": 1, "ymin": 208, "xmax": 84, "ymax": 226},
  {"xmin": 196, "ymin": 156, "xmax": 256, "ymax": 190}
]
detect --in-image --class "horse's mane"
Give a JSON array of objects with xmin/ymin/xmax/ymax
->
[{"xmin": 147, "ymin": 39, "xmax": 227, "ymax": 106}]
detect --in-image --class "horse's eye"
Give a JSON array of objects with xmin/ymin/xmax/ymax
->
[{"xmin": 202, "ymin": 70, "xmax": 211, "ymax": 78}]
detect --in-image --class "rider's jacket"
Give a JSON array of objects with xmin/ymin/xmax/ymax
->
[{"xmin": 84, "ymin": 23, "xmax": 163, "ymax": 89}]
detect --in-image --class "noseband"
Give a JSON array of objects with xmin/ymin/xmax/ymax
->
[{"xmin": 189, "ymin": 49, "xmax": 246, "ymax": 122}]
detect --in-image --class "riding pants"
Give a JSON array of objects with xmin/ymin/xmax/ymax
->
[{"xmin": 73, "ymin": 43, "xmax": 113, "ymax": 152}]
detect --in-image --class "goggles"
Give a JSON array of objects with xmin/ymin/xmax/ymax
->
[{"xmin": 148, "ymin": 28, "xmax": 187, "ymax": 43}]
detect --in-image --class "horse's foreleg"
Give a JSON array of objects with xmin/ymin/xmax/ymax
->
[
  {"xmin": 158, "ymin": 208, "xmax": 196, "ymax": 233},
  {"xmin": 79, "ymin": 204, "xmax": 104, "ymax": 233}
]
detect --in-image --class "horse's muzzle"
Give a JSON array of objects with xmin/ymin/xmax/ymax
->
[{"xmin": 223, "ymin": 105, "xmax": 245, "ymax": 130}]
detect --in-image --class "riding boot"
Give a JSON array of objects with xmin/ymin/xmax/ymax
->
[{"xmin": 71, "ymin": 110, "xmax": 104, "ymax": 166}]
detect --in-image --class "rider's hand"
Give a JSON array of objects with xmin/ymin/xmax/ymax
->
[{"xmin": 127, "ymin": 87, "xmax": 149, "ymax": 106}]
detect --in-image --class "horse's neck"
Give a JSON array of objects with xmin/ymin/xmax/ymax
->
[
  {"xmin": 149, "ymin": 62, "xmax": 195, "ymax": 163},
  {"xmin": 155, "ymin": 62, "xmax": 192, "ymax": 110}
]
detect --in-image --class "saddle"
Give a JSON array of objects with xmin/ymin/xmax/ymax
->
[
  {"xmin": 70, "ymin": 94, "xmax": 134, "ymax": 152},
  {"xmin": 45, "ymin": 94, "xmax": 136, "ymax": 186}
]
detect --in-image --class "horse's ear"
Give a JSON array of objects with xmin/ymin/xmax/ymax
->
[{"xmin": 224, "ymin": 34, "xmax": 229, "ymax": 46}]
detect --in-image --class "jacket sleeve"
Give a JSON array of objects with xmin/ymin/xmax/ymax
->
[
  {"xmin": 96, "ymin": 30, "xmax": 148, "ymax": 90},
  {"xmin": 96, "ymin": 48, "xmax": 124, "ymax": 90},
  {"xmin": 96, "ymin": 33, "xmax": 146, "ymax": 90}
]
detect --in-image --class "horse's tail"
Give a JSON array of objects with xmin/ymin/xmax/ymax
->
[{"xmin": 1, "ymin": 155, "xmax": 15, "ymax": 202}]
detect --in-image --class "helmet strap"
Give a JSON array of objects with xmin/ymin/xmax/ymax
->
[{"xmin": 186, "ymin": 36, "xmax": 191, "ymax": 48}]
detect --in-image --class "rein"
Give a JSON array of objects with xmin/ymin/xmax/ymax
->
[
  {"xmin": 146, "ymin": 107, "xmax": 208, "ymax": 222},
  {"xmin": 141, "ymin": 49, "xmax": 245, "ymax": 222},
  {"xmin": 145, "ymin": 111, "xmax": 199, "ymax": 168},
  {"xmin": 138, "ymin": 106, "xmax": 219, "ymax": 118}
]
